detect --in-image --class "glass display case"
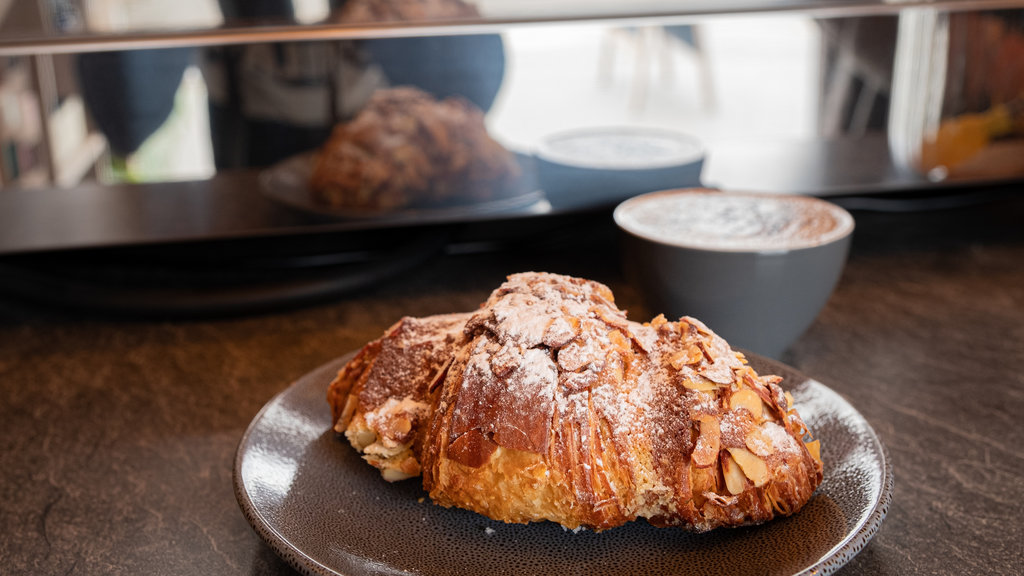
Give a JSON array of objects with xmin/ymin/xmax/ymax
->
[{"xmin": 1, "ymin": 0, "xmax": 1022, "ymax": 312}]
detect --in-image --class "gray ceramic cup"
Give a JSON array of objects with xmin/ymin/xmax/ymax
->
[
  {"xmin": 536, "ymin": 127, "xmax": 704, "ymax": 210},
  {"xmin": 614, "ymin": 189, "xmax": 855, "ymax": 358}
]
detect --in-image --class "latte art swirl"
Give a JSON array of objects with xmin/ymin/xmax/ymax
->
[{"xmin": 615, "ymin": 190, "xmax": 853, "ymax": 251}]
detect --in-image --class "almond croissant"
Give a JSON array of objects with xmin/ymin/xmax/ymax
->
[{"xmin": 328, "ymin": 272, "xmax": 823, "ymax": 532}]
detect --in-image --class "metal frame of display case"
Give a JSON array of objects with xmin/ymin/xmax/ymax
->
[{"xmin": 3, "ymin": 0, "xmax": 1024, "ymax": 55}]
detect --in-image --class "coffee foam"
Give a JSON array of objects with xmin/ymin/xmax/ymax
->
[{"xmin": 614, "ymin": 189, "xmax": 854, "ymax": 252}]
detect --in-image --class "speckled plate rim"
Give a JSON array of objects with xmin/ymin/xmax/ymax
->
[
  {"xmin": 755, "ymin": 355, "xmax": 895, "ymax": 576},
  {"xmin": 233, "ymin": 357, "xmax": 350, "ymax": 576},
  {"xmin": 804, "ymin": 440, "xmax": 892, "ymax": 575},
  {"xmin": 234, "ymin": 353, "xmax": 893, "ymax": 576}
]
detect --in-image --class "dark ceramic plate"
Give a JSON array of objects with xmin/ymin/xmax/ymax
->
[
  {"xmin": 260, "ymin": 153, "xmax": 547, "ymax": 221},
  {"xmin": 234, "ymin": 353, "xmax": 892, "ymax": 576}
]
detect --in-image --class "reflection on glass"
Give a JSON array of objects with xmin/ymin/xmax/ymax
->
[
  {"xmin": 60, "ymin": 17, "xmax": 821, "ymax": 186},
  {"xmin": 67, "ymin": 1, "xmax": 507, "ymax": 186},
  {"xmin": 889, "ymin": 9, "xmax": 1024, "ymax": 182},
  {"xmin": 30, "ymin": 8, "xmax": 1022, "ymax": 202}
]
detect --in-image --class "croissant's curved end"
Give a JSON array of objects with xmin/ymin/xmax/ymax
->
[{"xmin": 327, "ymin": 312, "xmax": 471, "ymax": 481}]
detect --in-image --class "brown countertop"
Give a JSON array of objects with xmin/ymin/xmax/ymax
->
[{"xmin": 1, "ymin": 189, "xmax": 1022, "ymax": 575}]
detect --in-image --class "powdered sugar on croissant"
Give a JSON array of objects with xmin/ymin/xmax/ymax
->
[{"xmin": 328, "ymin": 272, "xmax": 823, "ymax": 532}]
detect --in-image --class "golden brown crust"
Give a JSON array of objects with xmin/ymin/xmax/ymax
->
[
  {"xmin": 326, "ymin": 313, "xmax": 470, "ymax": 481},
  {"xmin": 309, "ymin": 86, "xmax": 521, "ymax": 211},
  {"xmin": 329, "ymin": 272, "xmax": 824, "ymax": 531}
]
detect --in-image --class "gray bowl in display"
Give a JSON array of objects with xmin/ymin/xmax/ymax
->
[{"xmin": 536, "ymin": 127, "xmax": 704, "ymax": 210}]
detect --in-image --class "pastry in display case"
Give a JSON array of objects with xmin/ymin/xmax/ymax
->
[
  {"xmin": 889, "ymin": 9, "xmax": 1024, "ymax": 182},
  {"xmin": 308, "ymin": 86, "xmax": 523, "ymax": 211}
]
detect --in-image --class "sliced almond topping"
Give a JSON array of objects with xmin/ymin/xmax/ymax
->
[
  {"xmin": 381, "ymin": 467, "xmax": 415, "ymax": 482},
  {"xmin": 744, "ymin": 427, "xmax": 774, "ymax": 457},
  {"xmin": 691, "ymin": 414, "xmax": 721, "ymax": 468},
  {"xmin": 745, "ymin": 377, "xmax": 779, "ymax": 416},
  {"xmin": 542, "ymin": 316, "xmax": 580, "ymax": 348},
  {"xmin": 606, "ymin": 357, "xmax": 625, "ymax": 387},
  {"xmin": 727, "ymin": 447, "xmax": 770, "ymax": 487},
  {"xmin": 738, "ymin": 366, "xmax": 758, "ymax": 384},
  {"xmin": 682, "ymin": 378, "xmax": 717, "ymax": 392},
  {"xmin": 689, "ymin": 319, "xmax": 712, "ymax": 337},
  {"xmin": 721, "ymin": 453, "xmax": 747, "ymax": 495},
  {"xmin": 399, "ymin": 456, "xmax": 421, "ymax": 476},
  {"xmin": 335, "ymin": 394, "xmax": 360, "ymax": 432},
  {"xmin": 804, "ymin": 439, "xmax": 822, "ymax": 464},
  {"xmin": 489, "ymin": 344, "xmax": 519, "ymax": 378},
  {"xmin": 393, "ymin": 416, "xmax": 412, "ymax": 436},
  {"xmin": 669, "ymin": 350, "xmax": 687, "ymax": 370},
  {"xmin": 788, "ymin": 412, "xmax": 809, "ymax": 437},
  {"xmin": 427, "ymin": 357, "xmax": 453, "ymax": 393},
  {"xmin": 729, "ymin": 389, "xmax": 764, "ymax": 421},
  {"xmin": 670, "ymin": 345, "xmax": 704, "ymax": 370},
  {"xmin": 690, "ymin": 462, "xmax": 720, "ymax": 495},
  {"xmin": 607, "ymin": 329, "xmax": 630, "ymax": 351},
  {"xmin": 696, "ymin": 339, "xmax": 714, "ymax": 363},
  {"xmin": 349, "ymin": 428, "xmax": 377, "ymax": 451},
  {"xmin": 593, "ymin": 305, "xmax": 629, "ymax": 331}
]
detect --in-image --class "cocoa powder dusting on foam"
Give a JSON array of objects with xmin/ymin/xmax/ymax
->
[{"xmin": 616, "ymin": 190, "xmax": 854, "ymax": 251}]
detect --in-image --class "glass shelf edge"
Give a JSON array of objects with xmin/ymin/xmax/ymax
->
[{"xmin": 3, "ymin": 0, "xmax": 1023, "ymax": 56}]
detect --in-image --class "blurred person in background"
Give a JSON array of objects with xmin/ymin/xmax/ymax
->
[{"xmin": 78, "ymin": 0, "xmax": 506, "ymax": 172}]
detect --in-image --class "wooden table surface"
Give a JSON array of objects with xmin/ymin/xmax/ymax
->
[{"xmin": 1, "ymin": 189, "xmax": 1021, "ymax": 575}]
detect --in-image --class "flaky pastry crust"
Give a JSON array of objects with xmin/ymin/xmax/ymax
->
[{"xmin": 328, "ymin": 272, "xmax": 823, "ymax": 531}]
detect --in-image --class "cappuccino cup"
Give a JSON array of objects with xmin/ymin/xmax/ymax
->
[{"xmin": 614, "ymin": 188, "xmax": 854, "ymax": 358}]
